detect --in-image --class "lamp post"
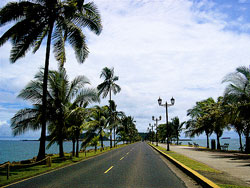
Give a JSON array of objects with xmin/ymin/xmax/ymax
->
[
  {"xmin": 148, "ymin": 123, "xmax": 154, "ymax": 144},
  {"xmin": 152, "ymin": 116, "xmax": 161, "ymax": 146},
  {"xmin": 158, "ymin": 96, "xmax": 175, "ymax": 151}
]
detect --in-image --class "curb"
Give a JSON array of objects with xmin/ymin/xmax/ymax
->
[{"xmin": 149, "ymin": 143, "xmax": 220, "ymax": 188}]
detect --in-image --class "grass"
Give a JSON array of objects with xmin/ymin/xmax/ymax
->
[
  {"xmin": 155, "ymin": 145, "xmax": 220, "ymax": 173},
  {"xmin": 151, "ymin": 144, "xmax": 249, "ymax": 188},
  {"xmin": 218, "ymin": 185, "xmax": 250, "ymax": 188},
  {"xmin": 0, "ymin": 144, "xmax": 128, "ymax": 187}
]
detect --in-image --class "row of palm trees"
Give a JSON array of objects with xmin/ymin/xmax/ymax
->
[
  {"xmin": 185, "ymin": 66, "xmax": 250, "ymax": 153},
  {"xmin": 147, "ymin": 66, "xmax": 250, "ymax": 153},
  {"xmin": 0, "ymin": 0, "xmax": 140, "ymax": 160},
  {"xmin": 11, "ymin": 66, "xmax": 140, "ymax": 158}
]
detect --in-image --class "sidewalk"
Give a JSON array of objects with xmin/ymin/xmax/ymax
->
[{"xmin": 157, "ymin": 143, "xmax": 250, "ymax": 186}]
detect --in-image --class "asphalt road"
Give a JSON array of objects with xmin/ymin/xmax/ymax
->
[{"xmin": 6, "ymin": 142, "xmax": 187, "ymax": 188}]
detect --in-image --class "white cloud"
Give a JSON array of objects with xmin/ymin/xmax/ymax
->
[
  {"xmin": 1, "ymin": 0, "xmax": 250, "ymax": 138},
  {"xmin": 238, "ymin": 0, "xmax": 247, "ymax": 3}
]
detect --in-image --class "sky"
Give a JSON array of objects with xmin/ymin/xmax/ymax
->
[{"xmin": 1, "ymin": 0, "xmax": 250, "ymax": 140}]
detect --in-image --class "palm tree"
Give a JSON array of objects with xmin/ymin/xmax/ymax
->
[
  {"xmin": 197, "ymin": 97, "xmax": 229, "ymax": 150},
  {"xmin": 11, "ymin": 70, "xmax": 48, "ymax": 140},
  {"xmin": 46, "ymin": 68, "xmax": 99, "ymax": 157},
  {"xmin": 222, "ymin": 66, "xmax": 250, "ymax": 153},
  {"xmin": 87, "ymin": 136, "xmax": 100, "ymax": 153},
  {"xmin": 0, "ymin": 0, "xmax": 102, "ymax": 160},
  {"xmin": 109, "ymin": 100, "xmax": 124, "ymax": 147},
  {"xmin": 224, "ymin": 102, "xmax": 244, "ymax": 151},
  {"xmin": 82, "ymin": 105, "xmax": 109, "ymax": 149},
  {"xmin": 118, "ymin": 116, "xmax": 138, "ymax": 143},
  {"xmin": 171, "ymin": 117, "xmax": 185, "ymax": 145},
  {"xmin": 186, "ymin": 98, "xmax": 215, "ymax": 148},
  {"xmin": 97, "ymin": 67, "xmax": 121, "ymax": 148},
  {"xmin": 67, "ymin": 106, "xmax": 90, "ymax": 157},
  {"xmin": 11, "ymin": 68, "xmax": 99, "ymax": 158}
]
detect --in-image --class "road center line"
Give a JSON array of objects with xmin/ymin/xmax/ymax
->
[
  {"xmin": 104, "ymin": 166, "xmax": 114, "ymax": 174},
  {"xmin": 120, "ymin": 156, "xmax": 124, "ymax": 160}
]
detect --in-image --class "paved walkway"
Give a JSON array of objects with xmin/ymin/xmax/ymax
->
[{"xmin": 158, "ymin": 143, "xmax": 250, "ymax": 186}]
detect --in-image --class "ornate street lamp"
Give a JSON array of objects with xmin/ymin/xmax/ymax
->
[
  {"xmin": 152, "ymin": 116, "xmax": 161, "ymax": 146},
  {"xmin": 158, "ymin": 96, "xmax": 175, "ymax": 151},
  {"xmin": 148, "ymin": 123, "xmax": 155, "ymax": 144}
]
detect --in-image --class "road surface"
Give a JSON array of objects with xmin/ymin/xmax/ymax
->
[{"xmin": 6, "ymin": 142, "xmax": 186, "ymax": 188}]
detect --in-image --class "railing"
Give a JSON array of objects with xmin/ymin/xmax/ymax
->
[{"xmin": 0, "ymin": 156, "xmax": 52, "ymax": 180}]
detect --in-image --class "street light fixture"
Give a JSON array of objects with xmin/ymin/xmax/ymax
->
[
  {"xmin": 148, "ymin": 123, "xmax": 155, "ymax": 144},
  {"xmin": 152, "ymin": 116, "xmax": 161, "ymax": 146},
  {"xmin": 158, "ymin": 96, "xmax": 175, "ymax": 151}
]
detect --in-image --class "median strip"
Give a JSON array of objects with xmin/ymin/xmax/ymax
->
[{"xmin": 104, "ymin": 166, "xmax": 114, "ymax": 174}]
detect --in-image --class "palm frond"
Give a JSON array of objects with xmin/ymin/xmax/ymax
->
[
  {"xmin": 76, "ymin": 2, "xmax": 102, "ymax": 35},
  {"xmin": 66, "ymin": 75, "xmax": 90, "ymax": 100},
  {"xmin": 53, "ymin": 23, "xmax": 66, "ymax": 66},
  {"xmin": 11, "ymin": 107, "xmax": 41, "ymax": 136},
  {"xmin": 65, "ymin": 21, "xmax": 89, "ymax": 63},
  {"xmin": 73, "ymin": 88, "xmax": 99, "ymax": 105},
  {"xmin": 0, "ymin": 1, "xmax": 36, "ymax": 26}
]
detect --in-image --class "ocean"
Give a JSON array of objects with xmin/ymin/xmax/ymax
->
[
  {"xmin": 0, "ymin": 140, "xmax": 119, "ymax": 164},
  {"xmin": 178, "ymin": 138, "xmax": 246, "ymax": 150},
  {"xmin": 0, "ymin": 138, "xmax": 246, "ymax": 164}
]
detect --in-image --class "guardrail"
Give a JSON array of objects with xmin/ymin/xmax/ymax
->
[{"xmin": 0, "ymin": 157, "xmax": 52, "ymax": 180}]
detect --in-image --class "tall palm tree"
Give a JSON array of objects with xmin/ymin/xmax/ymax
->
[
  {"xmin": 222, "ymin": 66, "xmax": 250, "ymax": 153},
  {"xmin": 0, "ymin": 0, "xmax": 102, "ymax": 160},
  {"xmin": 97, "ymin": 67, "xmax": 121, "ymax": 148}
]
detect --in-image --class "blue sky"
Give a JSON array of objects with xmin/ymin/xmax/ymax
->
[{"xmin": 1, "ymin": 0, "xmax": 250, "ymax": 140}]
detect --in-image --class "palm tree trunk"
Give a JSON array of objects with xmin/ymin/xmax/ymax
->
[
  {"xmin": 216, "ymin": 134, "xmax": 221, "ymax": 150},
  {"xmin": 109, "ymin": 89, "xmax": 112, "ymax": 148},
  {"xmin": 72, "ymin": 138, "xmax": 75, "ymax": 157},
  {"xmin": 59, "ymin": 139, "xmax": 64, "ymax": 158},
  {"xmin": 206, "ymin": 133, "xmax": 209, "ymax": 148},
  {"xmin": 100, "ymin": 133, "xmax": 104, "ymax": 149},
  {"xmin": 37, "ymin": 23, "xmax": 54, "ymax": 161},
  {"xmin": 176, "ymin": 131, "xmax": 179, "ymax": 145},
  {"xmin": 110, "ymin": 129, "xmax": 112, "ymax": 148},
  {"xmin": 238, "ymin": 132, "xmax": 243, "ymax": 152},
  {"xmin": 76, "ymin": 132, "xmax": 79, "ymax": 157},
  {"xmin": 245, "ymin": 127, "xmax": 250, "ymax": 154},
  {"xmin": 59, "ymin": 119, "xmax": 65, "ymax": 158},
  {"xmin": 113, "ymin": 127, "xmax": 116, "ymax": 147}
]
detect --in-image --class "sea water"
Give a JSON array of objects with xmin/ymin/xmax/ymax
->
[
  {"xmin": 0, "ymin": 140, "xmax": 118, "ymax": 164},
  {"xmin": 178, "ymin": 138, "xmax": 246, "ymax": 150}
]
